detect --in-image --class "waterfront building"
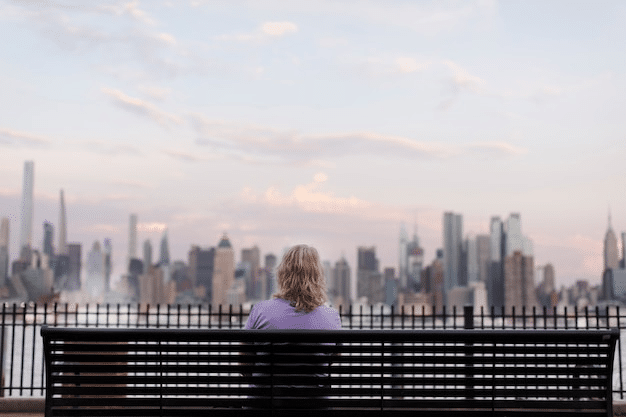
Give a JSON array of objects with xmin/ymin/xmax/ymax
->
[
  {"xmin": 476, "ymin": 234, "xmax": 490, "ymax": 283},
  {"xmin": 19, "ymin": 161, "xmax": 34, "ymax": 256},
  {"xmin": 213, "ymin": 234, "xmax": 235, "ymax": 306},
  {"xmin": 357, "ymin": 246, "xmax": 382, "ymax": 305},
  {"xmin": 103, "ymin": 238, "xmax": 112, "ymax": 293}
]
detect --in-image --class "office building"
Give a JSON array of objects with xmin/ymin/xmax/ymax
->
[
  {"xmin": 504, "ymin": 251, "xmax": 536, "ymax": 310},
  {"xmin": 143, "ymin": 240, "xmax": 152, "ymax": 271},
  {"xmin": 128, "ymin": 214, "xmax": 138, "ymax": 269},
  {"xmin": 604, "ymin": 212, "xmax": 619, "ymax": 271},
  {"xmin": 66, "ymin": 243, "xmax": 82, "ymax": 291},
  {"xmin": 241, "ymin": 246, "xmax": 261, "ymax": 300},
  {"xmin": 86, "ymin": 241, "xmax": 105, "ymax": 300},
  {"xmin": 159, "ymin": 230, "xmax": 170, "ymax": 266},
  {"xmin": 1, "ymin": 218, "xmax": 9, "ymax": 286},
  {"xmin": 476, "ymin": 234, "xmax": 490, "ymax": 283},
  {"xmin": 264, "ymin": 253, "xmax": 277, "ymax": 299},
  {"xmin": 357, "ymin": 246, "xmax": 382, "ymax": 304},
  {"xmin": 333, "ymin": 256, "xmax": 351, "ymax": 307},
  {"xmin": 19, "ymin": 161, "xmax": 34, "ymax": 257},
  {"xmin": 43, "ymin": 222, "xmax": 54, "ymax": 258},
  {"xmin": 58, "ymin": 190, "xmax": 68, "ymax": 255},
  {"xmin": 398, "ymin": 223, "xmax": 409, "ymax": 288},
  {"xmin": 103, "ymin": 238, "xmax": 112, "ymax": 293},
  {"xmin": 406, "ymin": 227, "xmax": 423, "ymax": 292},
  {"xmin": 188, "ymin": 245, "xmax": 215, "ymax": 301},
  {"xmin": 213, "ymin": 234, "xmax": 235, "ymax": 306},
  {"xmin": 443, "ymin": 212, "xmax": 463, "ymax": 294}
]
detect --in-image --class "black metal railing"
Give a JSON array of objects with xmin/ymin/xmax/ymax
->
[{"xmin": 1, "ymin": 302, "xmax": 624, "ymax": 398}]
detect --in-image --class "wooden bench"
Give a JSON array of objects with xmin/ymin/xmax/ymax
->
[{"xmin": 41, "ymin": 326, "xmax": 619, "ymax": 416}]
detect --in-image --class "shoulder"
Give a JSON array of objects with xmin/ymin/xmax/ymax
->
[
  {"xmin": 251, "ymin": 298, "xmax": 287, "ymax": 315},
  {"xmin": 315, "ymin": 305, "xmax": 342, "ymax": 328}
]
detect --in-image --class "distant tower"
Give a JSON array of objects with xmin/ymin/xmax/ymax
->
[
  {"xmin": 143, "ymin": 239, "xmax": 153, "ymax": 270},
  {"xmin": 357, "ymin": 246, "xmax": 382, "ymax": 304},
  {"xmin": 103, "ymin": 238, "xmax": 112, "ymax": 293},
  {"xmin": 443, "ymin": 212, "xmax": 463, "ymax": 293},
  {"xmin": 19, "ymin": 161, "xmax": 34, "ymax": 257},
  {"xmin": 213, "ymin": 234, "xmax": 235, "ymax": 306},
  {"xmin": 398, "ymin": 223, "xmax": 408, "ymax": 288},
  {"xmin": 128, "ymin": 214, "xmax": 138, "ymax": 267},
  {"xmin": 333, "ymin": 256, "xmax": 351, "ymax": 307},
  {"xmin": 43, "ymin": 222, "xmax": 54, "ymax": 258},
  {"xmin": 241, "ymin": 246, "xmax": 261, "ymax": 300},
  {"xmin": 264, "ymin": 253, "xmax": 277, "ymax": 299},
  {"xmin": 604, "ymin": 211, "xmax": 619, "ymax": 271},
  {"xmin": 159, "ymin": 230, "xmax": 170, "ymax": 266},
  {"xmin": 0, "ymin": 218, "xmax": 9, "ymax": 286},
  {"xmin": 66, "ymin": 243, "xmax": 82, "ymax": 291},
  {"xmin": 188, "ymin": 245, "xmax": 215, "ymax": 301},
  {"xmin": 58, "ymin": 190, "xmax": 68, "ymax": 255},
  {"xmin": 406, "ymin": 224, "xmax": 423, "ymax": 292},
  {"xmin": 86, "ymin": 241, "xmax": 105, "ymax": 300}
]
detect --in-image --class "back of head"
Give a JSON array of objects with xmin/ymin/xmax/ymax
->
[{"xmin": 273, "ymin": 244, "xmax": 327, "ymax": 313}]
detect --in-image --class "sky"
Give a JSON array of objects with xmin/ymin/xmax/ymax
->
[{"xmin": 1, "ymin": 0, "xmax": 625, "ymax": 296}]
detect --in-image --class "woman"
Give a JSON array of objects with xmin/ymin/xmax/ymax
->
[
  {"xmin": 245, "ymin": 244, "xmax": 341, "ymax": 330},
  {"xmin": 243, "ymin": 244, "xmax": 341, "ymax": 410}
]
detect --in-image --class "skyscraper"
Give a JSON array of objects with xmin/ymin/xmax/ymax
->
[
  {"xmin": 213, "ymin": 234, "xmax": 234, "ymax": 306},
  {"xmin": 398, "ymin": 223, "xmax": 408, "ymax": 288},
  {"xmin": 103, "ymin": 238, "xmax": 112, "ymax": 293},
  {"xmin": 19, "ymin": 161, "xmax": 34, "ymax": 256},
  {"xmin": 443, "ymin": 212, "xmax": 463, "ymax": 294},
  {"xmin": 128, "ymin": 214, "xmax": 138, "ymax": 268},
  {"xmin": 357, "ymin": 246, "xmax": 382, "ymax": 304},
  {"xmin": 188, "ymin": 245, "xmax": 215, "ymax": 301},
  {"xmin": 406, "ymin": 225, "xmax": 423, "ymax": 292},
  {"xmin": 86, "ymin": 241, "xmax": 105, "ymax": 300},
  {"xmin": 58, "ymin": 189, "xmax": 68, "ymax": 255},
  {"xmin": 264, "ymin": 253, "xmax": 277, "ymax": 299},
  {"xmin": 143, "ymin": 240, "xmax": 153, "ymax": 271},
  {"xmin": 504, "ymin": 251, "xmax": 536, "ymax": 310},
  {"xmin": 333, "ymin": 256, "xmax": 351, "ymax": 307},
  {"xmin": 488, "ymin": 217, "xmax": 505, "ymax": 308},
  {"xmin": 0, "ymin": 218, "xmax": 9, "ymax": 286},
  {"xmin": 159, "ymin": 230, "xmax": 170, "ymax": 266},
  {"xmin": 604, "ymin": 212, "xmax": 619, "ymax": 271},
  {"xmin": 505, "ymin": 213, "xmax": 523, "ymax": 257},
  {"xmin": 241, "ymin": 246, "xmax": 261, "ymax": 300},
  {"xmin": 43, "ymin": 222, "xmax": 54, "ymax": 258},
  {"xmin": 66, "ymin": 243, "xmax": 82, "ymax": 291}
]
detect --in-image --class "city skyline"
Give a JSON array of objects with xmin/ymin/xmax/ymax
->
[{"xmin": 1, "ymin": 1, "xmax": 626, "ymax": 289}]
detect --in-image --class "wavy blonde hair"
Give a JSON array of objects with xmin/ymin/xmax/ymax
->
[{"xmin": 273, "ymin": 244, "xmax": 327, "ymax": 313}]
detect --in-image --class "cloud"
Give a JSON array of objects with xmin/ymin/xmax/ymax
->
[
  {"xmin": 102, "ymin": 87, "xmax": 183, "ymax": 127},
  {"xmin": 162, "ymin": 149, "xmax": 211, "ymax": 162},
  {"xmin": 84, "ymin": 140, "xmax": 141, "ymax": 156},
  {"xmin": 395, "ymin": 57, "xmax": 431, "ymax": 74},
  {"xmin": 137, "ymin": 222, "xmax": 167, "ymax": 233},
  {"xmin": 241, "ymin": 174, "xmax": 370, "ymax": 215},
  {"xmin": 111, "ymin": 179, "xmax": 152, "ymax": 189},
  {"xmin": 190, "ymin": 115, "xmax": 526, "ymax": 164},
  {"xmin": 468, "ymin": 142, "xmax": 528, "ymax": 156},
  {"xmin": 137, "ymin": 84, "xmax": 172, "ymax": 101},
  {"xmin": 261, "ymin": 21, "xmax": 298, "ymax": 37},
  {"xmin": 97, "ymin": 1, "xmax": 156, "ymax": 25},
  {"xmin": 0, "ymin": 127, "xmax": 51, "ymax": 146},
  {"xmin": 214, "ymin": 20, "xmax": 298, "ymax": 42}
]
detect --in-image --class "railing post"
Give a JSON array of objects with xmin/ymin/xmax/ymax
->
[{"xmin": 464, "ymin": 305, "xmax": 474, "ymax": 400}]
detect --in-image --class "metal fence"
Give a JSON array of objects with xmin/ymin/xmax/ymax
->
[{"xmin": 1, "ymin": 302, "xmax": 625, "ymax": 398}]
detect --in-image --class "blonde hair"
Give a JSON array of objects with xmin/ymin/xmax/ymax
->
[{"xmin": 273, "ymin": 244, "xmax": 327, "ymax": 313}]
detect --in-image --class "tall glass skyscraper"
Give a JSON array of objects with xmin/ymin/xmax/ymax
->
[
  {"xmin": 443, "ymin": 212, "xmax": 463, "ymax": 293},
  {"xmin": 19, "ymin": 161, "xmax": 34, "ymax": 256}
]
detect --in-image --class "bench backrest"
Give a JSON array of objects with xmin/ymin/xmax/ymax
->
[{"xmin": 42, "ymin": 327, "xmax": 619, "ymax": 416}]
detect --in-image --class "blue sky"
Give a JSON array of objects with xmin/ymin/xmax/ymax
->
[{"xmin": 1, "ymin": 0, "xmax": 625, "ymax": 294}]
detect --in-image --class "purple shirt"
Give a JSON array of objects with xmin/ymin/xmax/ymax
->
[{"xmin": 245, "ymin": 298, "xmax": 342, "ymax": 330}]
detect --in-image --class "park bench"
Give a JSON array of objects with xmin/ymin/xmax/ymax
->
[{"xmin": 41, "ymin": 326, "xmax": 619, "ymax": 416}]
